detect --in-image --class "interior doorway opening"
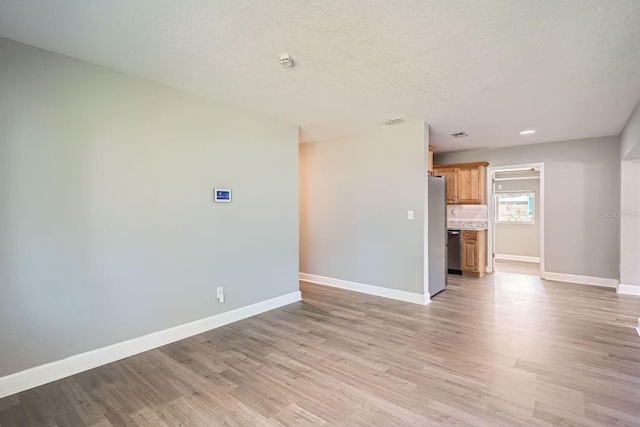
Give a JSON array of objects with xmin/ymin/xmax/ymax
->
[{"xmin": 486, "ymin": 163, "xmax": 544, "ymax": 278}]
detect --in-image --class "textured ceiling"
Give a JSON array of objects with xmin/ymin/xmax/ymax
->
[{"xmin": 1, "ymin": 0, "xmax": 640, "ymax": 151}]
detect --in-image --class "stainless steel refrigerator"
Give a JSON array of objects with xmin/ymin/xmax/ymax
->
[{"xmin": 428, "ymin": 176, "xmax": 447, "ymax": 297}]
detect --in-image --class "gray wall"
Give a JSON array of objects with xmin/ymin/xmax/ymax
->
[
  {"xmin": 300, "ymin": 121, "xmax": 428, "ymax": 294},
  {"xmin": 620, "ymin": 100, "xmax": 640, "ymax": 287},
  {"xmin": 621, "ymin": 99, "xmax": 640, "ymax": 160},
  {"xmin": 0, "ymin": 38, "xmax": 299, "ymax": 377},
  {"xmin": 620, "ymin": 160, "xmax": 640, "ymax": 286},
  {"xmin": 436, "ymin": 136, "xmax": 620, "ymax": 279},
  {"xmin": 495, "ymin": 177, "xmax": 540, "ymax": 258}
]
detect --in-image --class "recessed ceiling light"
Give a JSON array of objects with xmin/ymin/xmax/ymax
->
[{"xmin": 519, "ymin": 130, "xmax": 536, "ymax": 135}]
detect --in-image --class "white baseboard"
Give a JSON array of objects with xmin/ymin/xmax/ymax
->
[
  {"xmin": 617, "ymin": 284, "xmax": 640, "ymax": 296},
  {"xmin": 299, "ymin": 273, "xmax": 430, "ymax": 305},
  {"xmin": 543, "ymin": 271, "xmax": 618, "ymax": 289},
  {"xmin": 495, "ymin": 254, "xmax": 540, "ymax": 263},
  {"xmin": 0, "ymin": 291, "xmax": 302, "ymax": 399}
]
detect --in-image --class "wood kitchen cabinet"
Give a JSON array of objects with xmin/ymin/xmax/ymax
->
[
  {"xmin": 462, "ymin": 230, "xmax": 487, "ymax": 277},
  {"xmin": 427, "ymin": 145, "xmax": 437, "ymax": 176},
  {"xmin": 437, "ymin": 167, "xmax": 458, "ymax": 204},
  {"xmin": 433, "ymin": 161, "xmax": 489, "ymax": 204}
]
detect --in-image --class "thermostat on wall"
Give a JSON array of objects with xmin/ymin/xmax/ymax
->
[{"xmin": 214, "ymin": 189, "xmax": 231, "ymax": 203}]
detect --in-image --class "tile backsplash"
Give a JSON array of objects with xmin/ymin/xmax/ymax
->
[
  {"xmin": 447, "ymin": 205, "xmax": 488, "ymax": 229},
  {"xmin": 447, "ymin": 204, "xmax": 488, "ymax": 219}
]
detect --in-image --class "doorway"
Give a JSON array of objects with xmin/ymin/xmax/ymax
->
[{"xmin": 486, "ymin": 163, "xmax": 544, "ymax": 277}]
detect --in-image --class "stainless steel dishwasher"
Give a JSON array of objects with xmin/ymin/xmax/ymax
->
[{"xmin": 447, "ymin": 230, "xmax": 462, "ymax": 274}]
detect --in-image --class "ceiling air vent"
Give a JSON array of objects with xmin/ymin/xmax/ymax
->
[
  {"xmin": 451, "ymin": 132, "xmax": 468, "ymax": 138},
  {"xmin": 383, "ymin": 118, "xmax": 405, "ymax": 125}
]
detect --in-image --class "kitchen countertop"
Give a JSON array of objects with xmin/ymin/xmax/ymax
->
[
  {"xmin": 448, "ymin": 227, "xmax": 488, "ymax": 231},
  {"xmin": 447, "ymin": 221, "xmax": 488, "ymax": 231}
]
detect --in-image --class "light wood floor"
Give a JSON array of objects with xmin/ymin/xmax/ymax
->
[
  {"xmin": 1, "ymin": 273, "xmax": 640, "ymax": 426},
  {"xmin": 494, "ymin": 259, "xmax": 540, "ymax": 276}
]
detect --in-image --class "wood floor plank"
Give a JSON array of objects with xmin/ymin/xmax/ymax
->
[
  {"xmin": 494, "ymin": 259, "xmax": 540, "ymax": 276},
  {"xmin": 0, "ymin": 404, "xmax": 29, "ymax": 427},
  {"xmin": 1, "ymin": 272, "xmax": 640, "ymax": 426},
  {"xmin": 129, "ymin": 407, "xmax": 170, "ymax": 427},
  {"xmin": 57, "ymin": 381, "xmax": 106, "ymax": 426}
]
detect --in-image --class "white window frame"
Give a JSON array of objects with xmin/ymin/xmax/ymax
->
[{"xmin": 495, "ymin": 190, "xmax": 536, "ymax": 225}]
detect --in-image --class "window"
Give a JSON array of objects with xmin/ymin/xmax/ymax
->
[{"xmin": 496, "ymin": 192, "xmax": 535, "ymax": 223}]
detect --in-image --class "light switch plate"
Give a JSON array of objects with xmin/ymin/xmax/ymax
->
[{"xmin": 408, "ymin": 210, "xmax": 414, "ymax": 220}]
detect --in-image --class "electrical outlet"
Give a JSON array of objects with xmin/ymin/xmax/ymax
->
[{"xmin": 216, "ymin": 287, "xmax": 225, "ymax": 303}]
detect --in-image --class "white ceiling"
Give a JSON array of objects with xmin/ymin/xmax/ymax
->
[{"xmin": 1, "ymin": 1, "xmax": 640, "ymax": 151}]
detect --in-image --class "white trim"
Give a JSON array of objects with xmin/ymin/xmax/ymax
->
[
  {"xmin": 543, "ymin": 272, "xmax": 618, "ymax": 288},
  {"xmin": 495, "ymin": 221, "xmax": 537, "ymax": 226},
  {"xmin": 493, "ymin": 167, "xmax": 535, "ymax": 173},
  {"xmin": 487, "ymin": 162, "xmax": 544, "ymax": 278},
  {"xmin": 495, "ymin": 254, "xmax": 540, "ymax": 263},
  {"xmin": 617, "ymin": 284, "xmax": 640, "ymax": 296},
  {"xmin": 487, "ymin": 169, "xmax": 493, "ymax": 274},
  {"xmin": 423, "ymin": 149, "xmax": 430, "ymax": 298},
  {"xmin": 0, "ymin": 291, "xmax": 302, "ymax": 399},
  {"xmin": 300, "ymin": 273, "xmax": 430, "ymax": 305},
  {"xmin": 493, "ymin": 176, "xmax": 541, "ymax": 182},
  {"xmin": 539, "ymin": 164, "xmax": 545, "ymax": 278}
]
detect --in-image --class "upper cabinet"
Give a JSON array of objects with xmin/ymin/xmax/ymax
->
[
  {"xmin": 433, "ymin": 161, "xmax": 489, "ymax": 204},
  {"xmin": 436, "ymin": 167, "xmax": 458, "ymax": 204},
  {"xmin": 427, "ymin": 145, "xmax": 437, "ymax": 175}
]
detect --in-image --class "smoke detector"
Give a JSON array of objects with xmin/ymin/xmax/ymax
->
[
  {"xmin": 279, "ymin": 54, "xmax": 294, "ymax": 67},
  {"xmin": 451, "ymin": 132, "xmax": 468, "ymax": 138},
  {"xmin": 383, "ymin": 118, "xmax": 405, "ymax": 125}
]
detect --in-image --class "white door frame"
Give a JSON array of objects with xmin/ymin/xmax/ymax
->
[{"xmin": 486, "ymin": 162, "xmax": 545, "ymax": 278}]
